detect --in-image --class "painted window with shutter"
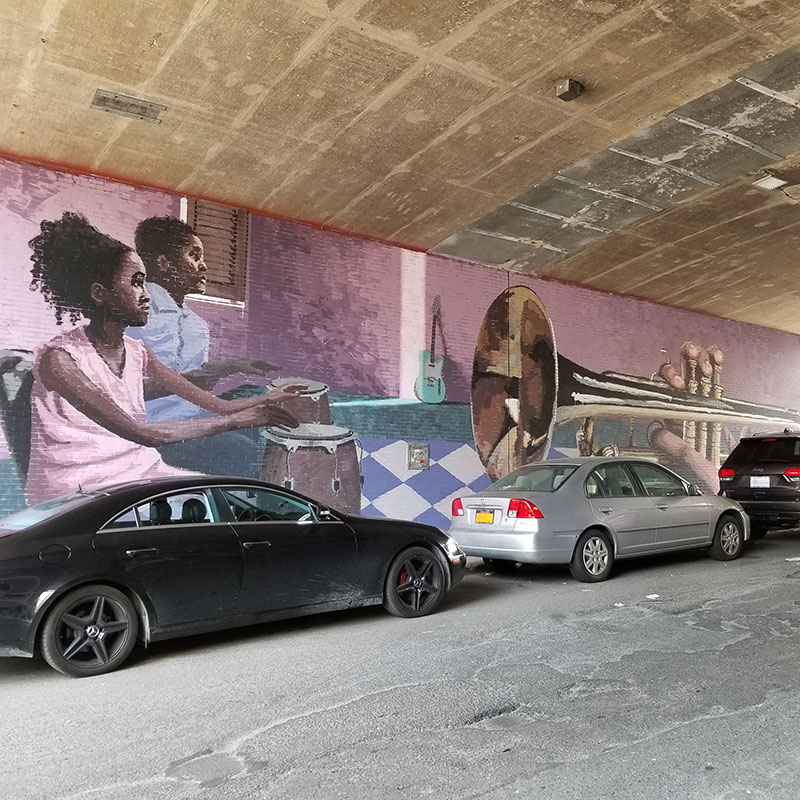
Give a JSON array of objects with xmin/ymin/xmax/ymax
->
[{"xmin": 186, "ymin": 198, "xmax": 248, "ymax": 304}]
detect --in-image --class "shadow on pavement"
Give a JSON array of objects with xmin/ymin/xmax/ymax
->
[
  {"xmin": 474, "ymin": 528, "xmax": 795, "ymax": 584},
  {"xmin": 128, "ymin": 576, "xmax": 504, "ymax": 669}
]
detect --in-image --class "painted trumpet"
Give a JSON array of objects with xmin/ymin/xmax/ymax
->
[{"xmin": 471, "ymin": 286, "xmax": 800, "ymax": 479}]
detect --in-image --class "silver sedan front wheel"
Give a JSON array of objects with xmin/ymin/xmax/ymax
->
[
  {"xmin": 709, "ymin": 516, "xmax": 744, "ymax": 561},
  {"xmin": 570, "ymin": 530, "xmax": 613, "ymax": 582}
]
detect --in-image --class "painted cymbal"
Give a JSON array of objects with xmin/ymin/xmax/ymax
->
[{"xmin": 471, "ymin": 286, "xmax": 557, "ymax": 481}]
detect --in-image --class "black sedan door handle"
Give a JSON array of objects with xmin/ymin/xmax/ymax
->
[
  {"xmin": 125, "ymin": 548, "xmax": 159, "ymax": 557},
  {"xmin": 243, "ymin": 541, "xmax": 271, "ymax": 549}
]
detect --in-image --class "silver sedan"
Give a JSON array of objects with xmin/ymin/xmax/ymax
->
[{"xmin": 449, "ymin": 456, "xmax": 749, "ymax": 582}]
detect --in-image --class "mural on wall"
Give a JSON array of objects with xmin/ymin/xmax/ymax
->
[
  {"xmin": 414, "ymin": 295, "xmax": 446, "ymax": 405},
  {"xmin": 3, "ymin": 156, "xmax": 800, "ymax": 524},
  {"xmin": 473, "ymin": 285, "xmax": 800, "ymax": 493},
  {"xmin": 23, "ymin": 212, "xmax": 303, "ymax": 507},
  {"xmin": 472, "ymin": 288, "xmax": 556, "ymax": 482}
]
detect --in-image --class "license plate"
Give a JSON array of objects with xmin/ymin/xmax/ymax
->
[
  {"xmin": 750, "ymin": 476, "xmax": 770, "ymax": 488},
  {"xmin": 475, "ymin": 510, "xmax": 494, "ymax": 524}
]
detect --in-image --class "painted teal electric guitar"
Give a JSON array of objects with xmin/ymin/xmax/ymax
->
[{"xmin": 414, "ymin": 296, "xmax": 446, "ymax": 404}]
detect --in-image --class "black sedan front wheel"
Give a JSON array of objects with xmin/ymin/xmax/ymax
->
[
  {"xmin": 384, "ymin": 547, "xmax": 446, "ymax": 618},
  {"xmin": 40, "ymin": 585, "xmax": 139, "ymax": 677},
  {"xmin": 709, "ymin": 516, "xmax": 744, "ymax": 561}
]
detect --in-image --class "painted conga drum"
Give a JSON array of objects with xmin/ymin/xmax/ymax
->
[
  {"xmin": 268, "ymin": 378, "xmax": 331, "ymax": 424},
  {"xmin": 260, "ymin": 423, "xmax": 361, "ymax": 514}
]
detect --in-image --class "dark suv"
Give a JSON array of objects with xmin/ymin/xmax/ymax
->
[{"xmin": 719, "ymin": 430, "xmax": 800, "ymax": 538}]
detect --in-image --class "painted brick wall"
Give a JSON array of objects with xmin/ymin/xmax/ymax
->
[{"xmin": 2, "ymin": 155, "xmax": 800, "ymax": 524}]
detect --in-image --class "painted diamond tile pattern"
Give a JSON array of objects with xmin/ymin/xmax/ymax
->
[
  {"xmin": 359, "ymin": 455, "xmax": 402, "ymax": 502},
  {"xmin": 416, "ymin": 507, "xmax": 452, "ymax": 529},
  {"xmin": 358, "ymin": 437, "xmax": 489, "ymax": 525},
  {"xmin": 435, "ymin": 444, "xmax": 488, "ymax": 485},
  {"xmin": 406, "ymin": 463, "xmax": 465, "ymax": 504},
  {"xmin": 369, "ymin": 440, "xmax": 424, "ymax": 484},
  {"xmin": 372, "ymin": 483, "xmax": 432, "ymax": 520}
]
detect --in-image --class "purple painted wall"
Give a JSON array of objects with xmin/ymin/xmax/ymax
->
[
  {"xmin": 245, "ymin": 216, "xmax": 398, "ymax": 396},
  {"xmin": 2, "ymin": 155, "xmax": 800, "ymax": 522}
]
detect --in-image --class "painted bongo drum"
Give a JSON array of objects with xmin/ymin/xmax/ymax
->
[
  {"xmin": 260, "ymin": 423, "xmax": 361, "ymax": 514},
  {"xmin": 268, "ymin": 378, "xmax": 331, "ymax": 424}
]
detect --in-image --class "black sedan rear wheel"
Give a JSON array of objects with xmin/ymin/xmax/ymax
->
[
  {"xmin": 570, "ymin": 529, "xmax": 613, "ymax": 582},
  {"xmin": 709, "ymin": 516, "xmax": 744, "ymax": 561},
  {"xmin": 384, "ymin": 547, "xmax": 446, "ymax": 618},
  {"xmin": 40, "ymin": 585, "xmax": 139, "ymax": 677}
]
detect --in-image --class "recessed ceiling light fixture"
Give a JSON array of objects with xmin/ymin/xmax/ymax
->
[
  {"xmin": 90, "ymin": 89, "xmax": 166, "ymax": 123},
  {"xmin": 752, "ymin": 174, "xmax": 788, "ymax": 190}
]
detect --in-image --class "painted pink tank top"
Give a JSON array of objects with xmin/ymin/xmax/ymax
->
[{"xmin": 26, "ymin": 326, "xmax": 185, "ymax": 505}]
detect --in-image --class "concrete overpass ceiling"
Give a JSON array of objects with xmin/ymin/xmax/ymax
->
[{"xmin": 3, "ymin": 1, "xmax": 800, "ymax": 330}]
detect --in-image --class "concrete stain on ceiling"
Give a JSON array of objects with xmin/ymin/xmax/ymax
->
[
  {"xmin": 432, "ymin": 41, "xmax": 800, "ymax": 332},
  {"xmin": 3, "ymin": 1, "xmax": 800, "ymax": 330}
]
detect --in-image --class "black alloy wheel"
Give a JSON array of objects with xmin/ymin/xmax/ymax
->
[
  {"xmin": 40, "ymin": 585, "xmax": 139, "ymax": 677},
  {"xmin": 384, "ymin": 546, "xmax": 446, "ymax": 618}
]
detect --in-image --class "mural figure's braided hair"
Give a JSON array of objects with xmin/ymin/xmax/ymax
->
[{"xmin": 29, "ymin": 212, "xmax": 132, "ymax": 325}]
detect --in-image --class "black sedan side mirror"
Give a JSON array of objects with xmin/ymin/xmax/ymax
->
[{"xmin": 688, "ymin": 483, "xmax": 703, "ymax": 496}]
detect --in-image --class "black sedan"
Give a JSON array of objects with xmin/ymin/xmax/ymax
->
[{"xmin": 0, "ymin": 476, "xmax": 466, "ymax": 677}]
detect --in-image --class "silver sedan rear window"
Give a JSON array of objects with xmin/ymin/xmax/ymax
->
[{"xmin": 489, "ymin": 464, "xmax": 578, "ymax": 492}]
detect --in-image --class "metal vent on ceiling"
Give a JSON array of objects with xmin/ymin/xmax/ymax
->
[
  {"xmin": 752, "ymin": 174, "xmax": 788, "ymax": 190},
  {"xmin": 90, "ymin": 89, "xmax": 166, "ymax": 123}
]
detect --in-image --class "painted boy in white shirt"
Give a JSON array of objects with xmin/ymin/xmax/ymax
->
[{"xmin": 127, "ymin": 216, "xmax": 276, "ymax": 476}]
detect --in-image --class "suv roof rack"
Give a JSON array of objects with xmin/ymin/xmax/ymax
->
[{"xmin": 749, "ymin": 428, "xmax": 800, "ymax": 438}]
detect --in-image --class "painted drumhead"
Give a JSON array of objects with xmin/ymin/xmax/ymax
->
[
  {"xmin": 269, "ymin": 377, "xmax": 328, "ymax": 395},
  {"xmin": 471, "ymin": 286, "xmax": 557, "ymax": 481},
  {"xmin": 263, "ymin": 422, "xmax": 354, "ymax": 444}
]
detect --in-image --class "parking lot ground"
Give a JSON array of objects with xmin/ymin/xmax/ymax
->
[{"xmin": 4, "ymin": 532, "xmax": 800, "ymax": 799}]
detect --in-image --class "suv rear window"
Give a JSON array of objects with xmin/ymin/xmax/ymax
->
[{"xmin": 726, "ymin": 437, "xmax": 800, "ymax": 465}]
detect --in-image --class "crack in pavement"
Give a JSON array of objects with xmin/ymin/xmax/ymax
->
[{"xmin": 47, "ymin": 578, "xmax": 800, "ymax": 800}]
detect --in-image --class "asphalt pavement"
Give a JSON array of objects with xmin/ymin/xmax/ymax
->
[{"xmin": 4, "ymin": 531, "xmax": 800, "ymax": 799}]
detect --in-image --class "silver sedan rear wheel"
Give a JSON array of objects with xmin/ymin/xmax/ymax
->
[{"xmin": 570, "ymin": 530, "xmax": 613, "ymax": 582}]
